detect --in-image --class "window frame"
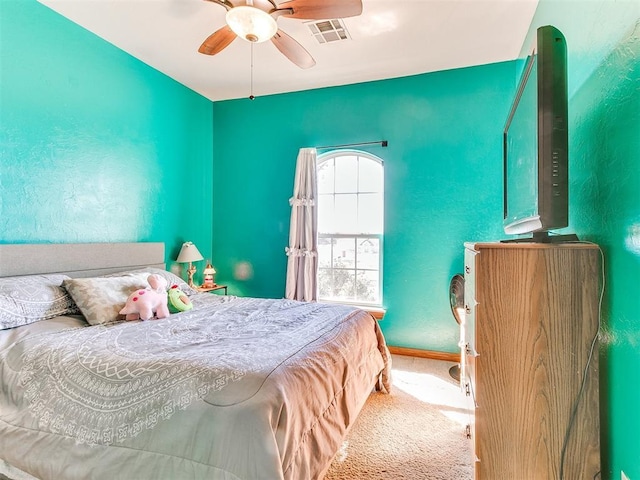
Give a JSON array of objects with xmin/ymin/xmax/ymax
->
[{"xmin": 316, "ymin": 150, "xmax": 384, "ymax": 307}]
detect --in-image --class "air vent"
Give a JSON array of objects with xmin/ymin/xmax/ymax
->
[{"xmin": 306, "ymin": 19, "xmax": 351, "ymax": 44}]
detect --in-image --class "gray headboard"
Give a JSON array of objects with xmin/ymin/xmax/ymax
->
[{"xmin": 0, "ymin": 242, "xmax": 165, "ymax": 278}]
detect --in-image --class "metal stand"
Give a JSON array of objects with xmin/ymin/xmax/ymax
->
[{"xmin": 449, "ymin": 364, "xmax": 460, "ymax": 381}]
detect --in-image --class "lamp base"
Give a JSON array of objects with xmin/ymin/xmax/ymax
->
[{"xmin": 187, "ymin": 263, "xmax": 197, "ymax": 289}]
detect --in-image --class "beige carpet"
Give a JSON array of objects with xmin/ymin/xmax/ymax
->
[{"xmin": 324, "ymin": 355, "xmax": 473, "ymax": 480}]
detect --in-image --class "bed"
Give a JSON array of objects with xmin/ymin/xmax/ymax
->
[{"xmin": 0, "ymin": 242, "xmax": 391, "ymax": 480}]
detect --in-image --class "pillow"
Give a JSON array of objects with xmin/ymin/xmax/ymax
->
[
  {"xmin": 63, "ymin": 275, "xmax": 150, "ymax": 326},
  {"xmin": 0, "ymin": 274, "xmax": 80, "ymax": 330},
  {"xmin": 103, "ymin": 267, "xmax": 197, "ymax": 296}
]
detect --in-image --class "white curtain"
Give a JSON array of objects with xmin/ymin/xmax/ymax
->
[{"xmin": 285, "ymin": 147, "xmax": 318, "ymax": 301}]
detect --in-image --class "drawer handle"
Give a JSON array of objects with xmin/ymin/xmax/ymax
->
[{"xmin": 465, "ymin": 424, "xmax": 472, "ymax": 439}]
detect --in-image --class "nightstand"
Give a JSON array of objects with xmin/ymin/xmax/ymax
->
[{"xmin": 197, "ymin": 285, "xmax": 228, "ymax": 295}]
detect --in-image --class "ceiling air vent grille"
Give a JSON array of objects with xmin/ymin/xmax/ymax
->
[{"xmin": 306, "ymin": 19, "xmax": 351, "ymax": 44}]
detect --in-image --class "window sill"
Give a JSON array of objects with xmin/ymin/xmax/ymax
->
[
  {"xmin": 338, "ymin": 304, "xmax": 387, "ymax": 320},
  {"xmin": 319, "ymin": 300, "xmax": 386, "ymax": 320},
  {"xmin": 363, "ymin": 307, "xmax": 386, "ymax": 320}
]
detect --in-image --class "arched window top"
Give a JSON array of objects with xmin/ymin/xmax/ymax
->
[
  {"xmin": 317, "ymin": 150, "xmax": 384, "ymax": 235},
  {"xmin": 318, "ymin": 149, "xmax": 384, "ymax": 165},
  {"xmin": 318, "ymin": 150, "xmax": 384, "ymax": 193}
]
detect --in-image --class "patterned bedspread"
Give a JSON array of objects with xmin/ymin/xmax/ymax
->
[{"xmin": 0, "ymin": 294, "xmax": 390, "ymax": 480}]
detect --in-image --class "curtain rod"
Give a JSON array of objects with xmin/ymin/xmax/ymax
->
[{"xmin": 315, "ymin": 140, "xmax": 388, "ymax": 150}]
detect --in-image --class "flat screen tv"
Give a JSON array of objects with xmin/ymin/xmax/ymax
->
[{"xmin": 503, "ymin": 25, "xmax": 577, "ymax": 242}]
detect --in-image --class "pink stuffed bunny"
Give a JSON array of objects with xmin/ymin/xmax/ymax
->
[{"xmin": 119, "ymin": 274, "xmax": 170, "ymax": 321}]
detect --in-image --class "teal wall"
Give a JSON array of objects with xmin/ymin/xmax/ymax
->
[
  {"xmin": 3, "ymin": 0, "xmax": 638, "ymax": 476},
  {"xmin": 0, "ymin": 0, "xmax": 214, "ymax": 268},
  {"xmin": 525, "ymin": 1, "xmax": 640, "ymax": 478},
  {"xmin": 212, "ymin": 64, "xmax": 514, "ymax": 352}
]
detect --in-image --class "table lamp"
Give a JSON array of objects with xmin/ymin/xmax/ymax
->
[{"xmin": 176, "ymin": 242, "xmax": 204, "ymax": 288}]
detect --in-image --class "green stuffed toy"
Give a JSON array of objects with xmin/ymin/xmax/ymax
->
[{"xmin": 167, "ymin": 284, "xmax": 193, "ymax": 313}]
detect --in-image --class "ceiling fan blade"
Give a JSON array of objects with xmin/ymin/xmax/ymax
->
[
  {"xmin": 198, "ymin": 25, "xmax": 237, "ymax": 55},
  {"xmin": 201, "ymin": 0, "xmax": 233, "ymax": 11},
  {"xmin": 271, "ymin": 30, "xmax": 316, "ymax": 69},
  {"xmin": 277, "ymin": 0, "xmax": 362, "ymax": 20}
]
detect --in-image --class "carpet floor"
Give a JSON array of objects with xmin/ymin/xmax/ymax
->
[{"xmin": 323, "ymin": 355, "xmax": 473, "ymax": 480}]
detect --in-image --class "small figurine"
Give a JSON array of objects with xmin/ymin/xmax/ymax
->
[{"xmin": 202, "ymin": 262, "xmax": 216, "ymax": 288}]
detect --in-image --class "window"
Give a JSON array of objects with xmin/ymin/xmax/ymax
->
[{"xmin": 317, "ymin": 151, "xmax": 383, "ymax": 306}]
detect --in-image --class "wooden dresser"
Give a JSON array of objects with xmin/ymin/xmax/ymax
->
[{"xmin": 461, "ymin": 242, "xmax": 601, "ymax": 479}]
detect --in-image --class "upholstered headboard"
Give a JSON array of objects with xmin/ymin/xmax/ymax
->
[{"xmin": 0, "ymin": 243, "xmax": 165, "ymax": 278}]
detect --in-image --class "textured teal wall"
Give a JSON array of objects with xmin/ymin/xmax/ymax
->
[
  {"xmin": 526, "ymin": 2, "xmax": 640, "ymax": 477},
  {"xmin": 572, "ymin": 14, "xmax": 639, "ymax": 480},
  {"xmin": 212, "ymin": 63, "xmax": 514, "ymax": 352},
  {"xmin": 0, "ymin": 1, "xmax": 214, "ymax": 268}
]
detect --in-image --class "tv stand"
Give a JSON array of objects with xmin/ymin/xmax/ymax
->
[{"xmin": 501, "ymin": 231, "xmax": 579, "ymax": 243}]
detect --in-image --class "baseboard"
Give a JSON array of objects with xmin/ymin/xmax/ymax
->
[{"xmin": 387, "ymin": 346, "xmax": 460, "ymax": 363}]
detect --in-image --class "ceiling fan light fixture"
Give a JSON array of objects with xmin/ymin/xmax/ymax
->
[{"xmin": 226, "ymin": 6, "xmax": 278, "ymax": 43}]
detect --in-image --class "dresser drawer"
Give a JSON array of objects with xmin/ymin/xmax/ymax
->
[
  {"xmin": 464, "ymin": 301, "xmax": 478, "ymax": 354},
  {"xmin": 463, "ymin": 370, "xmax": 479, "ymax": 467},
  {"xmin": 464, "ymin": 348, "xmax": 478, "ymax": 403},
  {"xmin": 463, "ymin": 246, "xmax": 477, "ymax": 301},
  {"xmin": 463, "ymin": 246, "xmax": 478, "ymax": 357}
]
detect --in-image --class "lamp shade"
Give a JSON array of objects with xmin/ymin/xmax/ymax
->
[
  {"xmin": 176, "ymin": 242, "xmax": 204, "ymax": 263},
  {"xmin": 226, "ymin": 6, "xmax": 278, "ymax": 43},
  {"xmin": 203, "ymin": 263, "xmax": 216, "ymax": 275}
]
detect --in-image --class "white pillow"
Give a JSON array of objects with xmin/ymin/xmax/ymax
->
[
  {"xmin": 63, "ymin": 275, "xmax": 150, "ymax": 326},
  {"xmin": 0, "ymin": 274, "xmax": 80, "ymax": 330}
]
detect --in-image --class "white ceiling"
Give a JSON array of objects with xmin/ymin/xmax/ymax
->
[{"xmin": 37, "ymin": 0, "xmax": 539, "ymax": 101}]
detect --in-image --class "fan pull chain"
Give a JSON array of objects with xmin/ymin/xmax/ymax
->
[{"xmin": 249, "ymin": 43, "xmax": 255, "ymax": 100}]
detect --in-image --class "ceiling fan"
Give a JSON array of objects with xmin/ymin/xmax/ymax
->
[{"xmin": 198, "ymin": 0, "xmax": 363, "ymax": 69}]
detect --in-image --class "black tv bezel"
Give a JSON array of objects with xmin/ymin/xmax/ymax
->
[{"xmin": 502, "ymin": 25, "xmax": 570, "ymax": 242}]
